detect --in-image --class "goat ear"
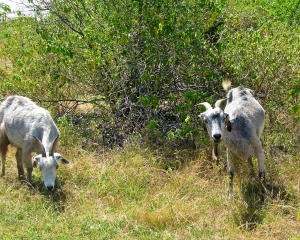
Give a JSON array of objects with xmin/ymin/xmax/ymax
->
[
  {"xmin": 225, "ymin": 114, "xmax": 232, "ymax": 132},
  {"xmin": 199, "ymin": 114, "xmax": 207, "ymax": 131},
  {"xmin": 199, "ymin": 113, "xmax": 205, "ymax": 120},
  {"xmin": 33, "ymin": 136, "xmax": 46, "ymax": 158},
  {"xmin": 56, "ymin": 155, "xmax": 69, "ymax": 165},
  {"xmin": 33, "ymin": 156, "xmax": 41, "ymax": 168},
  {"xmin": 226, "ymin": 120, "xmax": 232, "ymax": 132}
]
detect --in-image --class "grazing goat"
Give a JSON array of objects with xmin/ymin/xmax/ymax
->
[
  {"xmin": 0, "ymin": 95, "xmax": 69, "ymax": 190},
  {"xmin": 199, "ymin": 83, "xmax": 266, "ymax": 195}
]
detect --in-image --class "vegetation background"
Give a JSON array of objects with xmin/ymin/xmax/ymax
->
[{"xmin": 0, "ymin": 0, "xmax": 300, "ymax": 238}]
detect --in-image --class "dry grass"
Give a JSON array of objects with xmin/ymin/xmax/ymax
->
[{"xmin": 0, "ymin": 143, "xmax": 299, "ymax": 239}]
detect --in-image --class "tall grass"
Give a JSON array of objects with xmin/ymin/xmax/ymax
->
[{"xmin": 0, "ymin": 143, "xmax": 299, "ymax": 239}]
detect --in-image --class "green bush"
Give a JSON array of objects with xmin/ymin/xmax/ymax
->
[{"xmin": 1, "ymin": 0, "xmax": 300, "ymax": 149}]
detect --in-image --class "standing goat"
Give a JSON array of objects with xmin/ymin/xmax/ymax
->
[
  {"xmin": 199, "ymin": 83, "xmax": 266, "ymax": 195},
  {"xmin": 0, "ymin": 95, "xmax": 69, "ymax": 190}
]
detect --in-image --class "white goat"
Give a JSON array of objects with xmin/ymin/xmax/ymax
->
[
  {"xmin": 199, "ymin": 83, "xmax": 266, "ymax": 195},
  {"xmin": 0, "ymin": 95, "xmax": 69, "ymax": 190}
]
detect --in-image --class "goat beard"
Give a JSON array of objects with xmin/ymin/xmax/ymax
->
[{"xmin": 212, "ymin": 143, "xmax": 221, "ymax": 160}]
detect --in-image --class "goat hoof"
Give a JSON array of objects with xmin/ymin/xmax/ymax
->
[{"xmin": 18, "ymin": 175, "xmax": 26, "ymax": 181}]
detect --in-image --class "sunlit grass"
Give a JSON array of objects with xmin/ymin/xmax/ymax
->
[{"xmin": 0, "ymin": 140, "xmax": 299, "ymax": 239}]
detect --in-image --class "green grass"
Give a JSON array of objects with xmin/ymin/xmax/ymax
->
[{"xmin": 0, "ymin": 145, "xmax": 299, "ymax": 239}]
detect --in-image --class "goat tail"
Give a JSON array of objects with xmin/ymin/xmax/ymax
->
[{"xmin": 222, "ymin": 80, "xmax": 231, "ymax": 93}]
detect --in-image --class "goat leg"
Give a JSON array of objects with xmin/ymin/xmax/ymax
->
[
  {"xmin": 0, "ymin": 135, "xmax": 9, "ymax": 177},
  {"xmin": 227, "ymin": 149, "xmax": 234, "ymax": 196},
  {"xmin": 1, "ymin": 154, "xmax": 6, "ymax": 177},
  {"xmin": 259, "ymin": 171, "xmax": 267, "ymax": 202},
  {"xmin": 26, "ymin": 167, "xmax": 33, "ymax": 183},
  {"xmin": 1, "ymin": 158, "xmax": 5, "ymax": 177},
  {"xmin": 15, "ymin": 148, "xmax": 25, "ymax": 180},
  {"xmin": 228, "ymin": 170, "xmax": 234, "ymax": 196}
]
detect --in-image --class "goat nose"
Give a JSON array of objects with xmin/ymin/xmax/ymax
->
[
  {"xmin": 46, "ymin": 185, "xmax": 54, "ymax": 191},
  {"xmin": 213, "ymin": 133, "xmax": 222, "ymax": 140}
]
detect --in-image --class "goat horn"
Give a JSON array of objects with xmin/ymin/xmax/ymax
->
[
  {"xmin": 33, "ymin": 136, "xmax": 46, "ymax": 158},
  {"xmin": 215, "ymin": 98, "xmax": 227, "ymax": 108},
  {"xmin": 197, "ymin": 102, "xmax": 212, "ymax": 110},
  {"xmin": 49, "ymin": 135, "xmax": 59, "ymax": 157}
]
